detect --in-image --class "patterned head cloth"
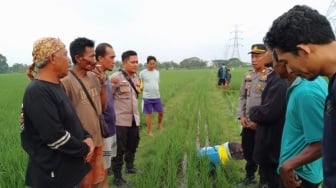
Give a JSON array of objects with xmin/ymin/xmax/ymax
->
[{"xmin": 32, "ymin": 37, "xmax": 65, "ymax": 66}]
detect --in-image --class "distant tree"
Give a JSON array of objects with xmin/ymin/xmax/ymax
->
[
  {"xmin": 10, "ymin": 63, "xmax": 27, "ymax": 73},
  {"xmin": 212, "ymin": 59, "xmax": 230, "ymax": 67},
  {"xmin": 114, "ymin": 60, "xmax": 122, "ymax": 70},
  {"xmin": 0, "ymin": 54, "xmax": 9, "ymax": 73},
  {"xmin": 158, "ymin": 61, "xmax": 178, "ymax": 70},
  {"xmin": 180, "ymin": 57, "xmax": 207, "ymax": 69},
  {"xmin": 212, "ymin": 58, "xmax": 248, "ymax": 68},
  {"xmin": 138, "ymin": 63, "xmax": 145, "ymax": 70}
]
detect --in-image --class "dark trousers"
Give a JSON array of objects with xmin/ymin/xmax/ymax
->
[
  {"xmin": 111, "ymin": 121, "xmax": 140, "ymax": 178},
  {"xmin": 217, "ymin": 78, "xmax": 226, "ymax": 86},
  {"xmin": 259, "ymin": 163, "xmax": 280, "ymax": 188},
  {"xmin": 241, "ymin": 128, "xmax": 258, "ymax": 177},
  {"xmin": 279, "ymin": 176, "xmax": 321, "ymax": 188}
]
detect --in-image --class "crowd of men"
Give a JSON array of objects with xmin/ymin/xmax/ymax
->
[
  {"xmin": 237, "ymin": 5, "xmax": 336, "ymax": 188},
  {"xmin": 18, "ymin": 4, "xmax": 336, "ymax": 188},
  {"xmin": 20, "ymin": 37, "xmax": 163, "ymax": 187}
]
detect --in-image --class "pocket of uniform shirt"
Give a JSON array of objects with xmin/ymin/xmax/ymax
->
[
  {"xmin": 120, "ymin": 86, "xmax": 130, "ymax": 93},
  {"xmin": 116, "ymin": 93, "xmax": 130, "ymax": 99}
]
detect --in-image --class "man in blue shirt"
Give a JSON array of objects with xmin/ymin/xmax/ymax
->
[
  {"xmin": 95, "ymin": 42, "xmax": 117, "ymax": 188},
  {"xmin": 217, "ymin": 63, "xmax": 227, "ymax": 89},
  {"xmin": 278, "ymin": 75, "xmax": 326, "ymax": 187}
]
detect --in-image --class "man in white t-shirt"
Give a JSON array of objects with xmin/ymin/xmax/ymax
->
[{"xmin": 139, "ymin": 56, "xmax": 163, "ymax": 136}]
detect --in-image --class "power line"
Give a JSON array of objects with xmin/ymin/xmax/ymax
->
[
  {"xmin": 326, "ymin": 0, "xmax": 336, "ymax": 34},
  {"xmin": 229, "ymin": 25, "xmax": 243, "ymax": 59}
]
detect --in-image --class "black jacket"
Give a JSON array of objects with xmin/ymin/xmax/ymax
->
[
  {"xmin": 249, "ymin": 70, "xmax": 288, "ymax": 164},
  {"xmin": 21, "ymin": 80, "xmax": 91, "ymax": 188}
]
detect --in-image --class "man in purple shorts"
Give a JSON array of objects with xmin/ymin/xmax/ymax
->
[{"xmin": 139, "ymin": 56, "xmax": 163, "ymax": 136}]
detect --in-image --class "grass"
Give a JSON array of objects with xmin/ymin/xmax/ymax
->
[{"xmin": 0, "ymin": 68, "xmax": 253, "ymax": 187}]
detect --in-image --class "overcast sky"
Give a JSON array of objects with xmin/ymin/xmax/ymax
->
[{"xmin": 0, "ymin": 0, "xmax": 334, "ymax": 66}]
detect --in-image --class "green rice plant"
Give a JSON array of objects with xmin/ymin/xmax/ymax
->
[
  {"xmin": 1, "ymin": 68, "xmax": 254, "ymax": 187},
  {"xmin": 0, "ymin": 74, "xmax": 29, "ymax": 188}
]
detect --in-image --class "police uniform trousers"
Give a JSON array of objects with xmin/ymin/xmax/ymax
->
[
  {"xmin": 241, "ymin": 128, "xmax": 258, "ymax": 177},
  {"xmin": 111, "ymin": 117, "xmax": 140, "ymax": 178}
]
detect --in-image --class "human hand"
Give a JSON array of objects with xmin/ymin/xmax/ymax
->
[
  {"xmin": 279, "ymin": 162, "xmax": 302, "ymax": 188},
  {"xmin": 110, "ymin": 77, "xmax": 118, "ymax": 85},
  {"xmin": 92, "ymin": 64, "xmax": 106, "ymax": 85},
  {"xmin": 249, "ymin": 121, "xmax": 257, "ymax": 130},
  {"xmin": 240, "ymin": 117, "xmax": 248, "ymax": 128},
  {"xmin": 19, "ymin": 117, "xmax": 24, "ymax": 125},
  {"xmin": 83, "ymin": 137, "xmax": 95, "ymax": 162}
]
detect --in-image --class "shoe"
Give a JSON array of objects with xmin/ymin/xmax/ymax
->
[
  {"xmin": 113, "ymin": 178, "xmax": 131, "ymax": 187},
  {"xmin": 239, "ymin": 176, "xmax": 257, "ymax": 186},
  {"xmin": 125, "ymin": 167, "xmax": 143, "ymax": 174}
]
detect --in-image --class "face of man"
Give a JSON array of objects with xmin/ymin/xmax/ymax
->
[
  {"xmin": 77, "ymin": 47, "xmax": 96, "ymax": 71},
  {"xmin": 147, "ymin": 59, "xmax": 156, "ymax": 71},
  {"xmin": 251, "ymin": 53, "xmax": 266, "ymax": 72},
  {"xmin": 229, "ymin": 142, "xmax": 244, "ymax": 160},
  {"xmin": 123, "ymin": 55, "xmax": 138, "ymax": 74},
  {"xmin": 275, "ymin": 48, "xmax": 319, "ymax": 81},
  {"xmin": 98, "ymin": 47, "xmax": 116, "ymax": 72},
  {"xmin": 53, "ymin": 48, "xmax": 70, "ymax": 79},
  {"xmin": 273, "ymin": 60, "xmax": 289, "ymax": 79}
]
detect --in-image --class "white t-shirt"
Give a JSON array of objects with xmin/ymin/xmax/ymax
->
[{"xmin": 139, "ymin": 69, "xmax": 160, "ymax": 99}]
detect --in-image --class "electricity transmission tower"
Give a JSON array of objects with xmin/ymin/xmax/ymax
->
[
  {"xmin": 326, "ymin": 0, "xmax": 336, "ymax": 34},
  {"xmin": 229, "ymin": 25, "xmax": 243, "ymax": 59}
]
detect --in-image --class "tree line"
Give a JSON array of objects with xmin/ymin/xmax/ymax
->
[{"xmin": 0, "ymin": 53, "xmax": 249, "ymax": 74}]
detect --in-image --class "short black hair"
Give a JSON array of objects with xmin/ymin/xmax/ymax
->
[
  {"xmin": 121, "ymin": 50, "xmax": 137, "ymax": 62},
  {"xmin": 69, "ymin": 37, "xmax": 95, "ymax": 64},
  {"xmin": 95, "ymin": 43, "xmax": 113, "ymax": 61},
  {"xmin": 146, "ymin": 56, "xmax": 156, "ymax": 63},
  {"xmin": 264, "ymin": 5, "xmax": 335, "ymax": 54}
]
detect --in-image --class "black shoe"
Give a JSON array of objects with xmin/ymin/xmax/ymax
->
[
  {"xmin": 239, "ymin": 176, "xmax": 257, "ymax": 186},
  {"xmin": 125, "ymin": 167, "xmax": 143, "ymax": 174},
  {"xmin": 113, "ymin": 178, "xmax": 131, "ymax": 187}
]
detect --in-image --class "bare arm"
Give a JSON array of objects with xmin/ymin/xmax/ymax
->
[{"xmin": 279, "ymin": 142, "xmax": 322, "ymax": 188}]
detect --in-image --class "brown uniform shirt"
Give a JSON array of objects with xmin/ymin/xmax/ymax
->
[
  {"xmin": 237, "ymin": 68, "xmax": 272, "ymax": 120},
  {"xmin": 110, "ymin": 71, "xmax": 141, "ymax": 127}
]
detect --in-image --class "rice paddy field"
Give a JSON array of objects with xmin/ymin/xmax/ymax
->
[{"xmin": 0, "ymin": 68, "xmax": 253, "ymax": 188}]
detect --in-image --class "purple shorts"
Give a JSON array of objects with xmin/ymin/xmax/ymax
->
[{"xmin": 142, "ymin": 98, "xmax": 163, "ymax": 114}]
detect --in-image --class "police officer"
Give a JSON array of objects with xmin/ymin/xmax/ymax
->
[
  {"xmin": 109, "ymin": 50, "xmax": 142, "ymax": 187},
  {"xmin": 249, "ymin": 48, "xmax": 288, "ymax": 188},
  {"xmin": 237, "ymin": 44, "xmax": 271, "ymax": 186}
]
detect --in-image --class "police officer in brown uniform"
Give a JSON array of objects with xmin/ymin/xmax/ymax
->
[
  {"xmin": 109, "ymin": 50, "xmax": 142, "ymax": 187},
  {"xmin": 237, "ymin": 44, "xmax": 271, "ymax": 186}
]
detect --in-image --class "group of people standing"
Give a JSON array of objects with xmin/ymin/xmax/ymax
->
[
  {"xmin": 18, "ymin": 4, "xmax": 336, "ymax": 188},
  {"xmin": 20, "ymin": 37, "xmax": 164, "ymax": 187},
  {"xmin": 217, "ymin": 63, "xmax": 231, "ymax": 89},
  {"xmin": 237, "ymin": 5, "xmax": 336, "ymax": 188}
]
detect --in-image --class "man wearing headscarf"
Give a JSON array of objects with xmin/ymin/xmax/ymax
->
[{"xmin": 21, "ymin": 37, "xmax": 94, "ymax": 188}]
